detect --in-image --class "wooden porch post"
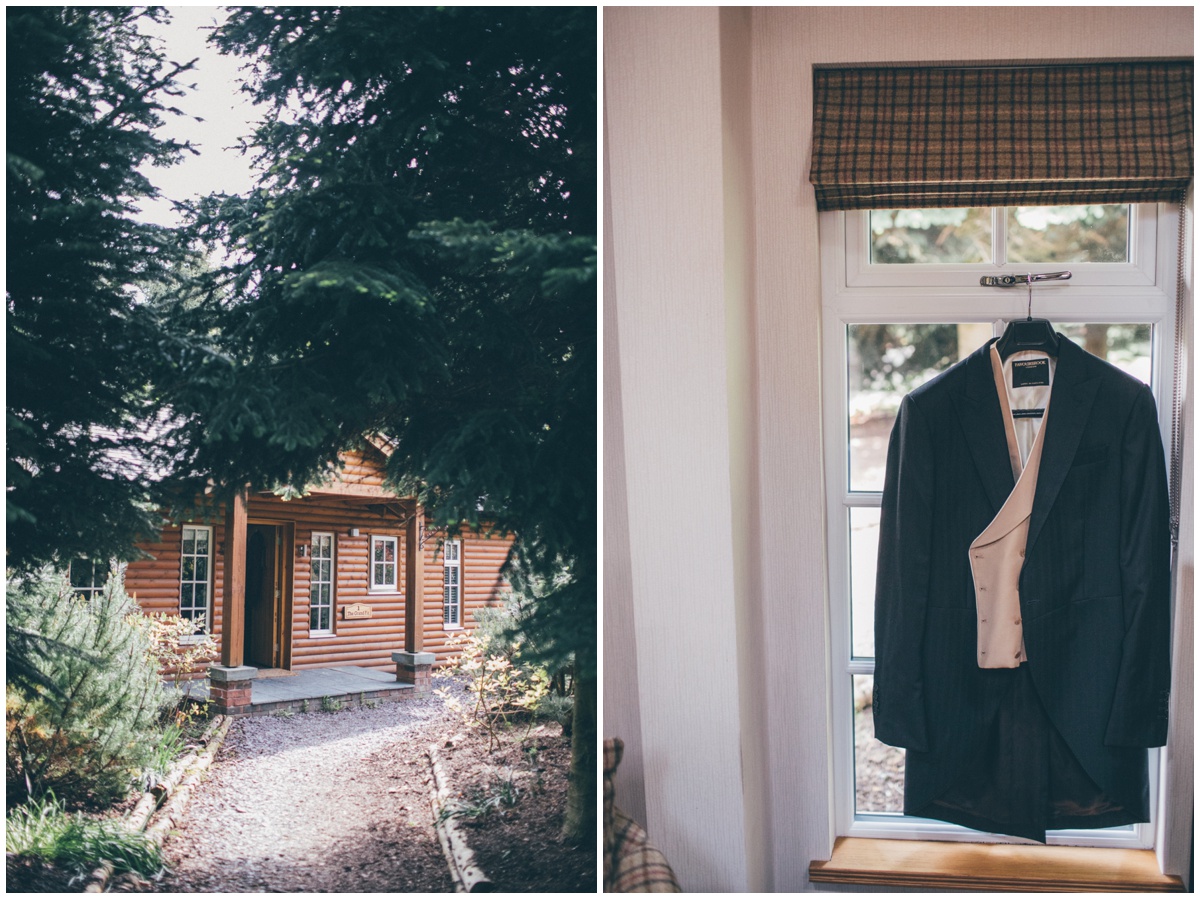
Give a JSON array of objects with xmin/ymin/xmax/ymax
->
[
  {"xmin": 221, "ymin": 490, "xmax": 248, "ymax": 667},
  {"xmin": 405, "ymin": 503, "xmax": 425, "ymax": 653}
]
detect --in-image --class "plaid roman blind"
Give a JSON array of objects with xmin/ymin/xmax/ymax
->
[{"xmin": 809, "ymin": 62, "xmax": 1194, "ymax": 210}]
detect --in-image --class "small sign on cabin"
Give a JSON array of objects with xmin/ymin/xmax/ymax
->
[{"xmin": 342, "ymin": 602, "xmax": 372, "ymax": 621}]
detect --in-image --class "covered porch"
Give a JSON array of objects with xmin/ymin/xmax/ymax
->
[{"xmin": 207, "ymin": 483, "xmax": 434, "ymax": 716}]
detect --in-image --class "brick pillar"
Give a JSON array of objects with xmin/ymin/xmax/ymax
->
[
  {"xmin": 392, "ymin": 651, "xmax": 436, "ymax": 693},
  {"xmin": 209, "ymin": 664, "xmax": 257, "ymax": 715}
]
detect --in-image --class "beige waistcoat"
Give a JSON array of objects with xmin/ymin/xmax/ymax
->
[{"xmin": 968, "ymin": 346, "xmax": 1055, "ymax": 669}]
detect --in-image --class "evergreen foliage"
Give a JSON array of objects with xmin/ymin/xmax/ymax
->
[
  {"xmin": 6, "ymin": 568, "xmax": 172, "ymax": 806},
  {"xmin": 179, "ymin": 7, "xmax": 597, "ymax": 841},
  {"xmin": 6, "ymin": 7, "xmax": 201, "ymax": 572}
]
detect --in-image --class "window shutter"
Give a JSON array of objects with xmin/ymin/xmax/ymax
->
[{"xmin": 809, "ymin": 62, "xmax": 1193, "ymax": 210}]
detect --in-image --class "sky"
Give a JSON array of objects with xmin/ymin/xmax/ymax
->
[{"xmin": 136, "ymin": 7, "xmax": 260, "ymax": 227}]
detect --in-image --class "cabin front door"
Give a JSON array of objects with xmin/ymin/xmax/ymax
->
[{"xmin": 244, "ymin": 523, "xmax": 289, "ymax": 669}]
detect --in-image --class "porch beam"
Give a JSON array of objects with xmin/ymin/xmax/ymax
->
[
  {"xmin": 221, "ymin": 490, "xmax": 248, "ymax": 667},
  {"xmin": 405, "ymin": 503, "xmax": 425, "ymax": 653}
]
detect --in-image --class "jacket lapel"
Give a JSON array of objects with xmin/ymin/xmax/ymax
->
[
  {"xmin": 951, "ymin": 342, "xmax": 1015, "ymax": 515},
  {"xmin": 1025, "ymin": 338, "xmax": 1101, "ymax": 555}
]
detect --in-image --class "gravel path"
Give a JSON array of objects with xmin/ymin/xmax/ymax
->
[{"xmin": 153, "ymin": 693, "xmax": 459, "ymax": 893}]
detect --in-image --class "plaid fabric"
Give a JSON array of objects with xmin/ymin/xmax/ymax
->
[
  {"xmin": 810, "ymin": 62, "xmax": 1194, "ymax": 210},
  {"xmin": 604, "ymin": 738, "xmax": 681, "ymax": 893}
]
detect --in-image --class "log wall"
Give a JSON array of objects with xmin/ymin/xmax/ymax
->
[{"xmin": 124, "ymin": 448, "xmax": 514, "ymax": 676}]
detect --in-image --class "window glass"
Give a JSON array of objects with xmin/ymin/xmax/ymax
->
[
  {"xmin": 180, "ymin": 525, "xmax": 212, "ymax": 634},
  {"xmin": 370, "ymin": 535, "xmax": 397, "ymax": 590},
  {"xmin": 69, "ymin": 559, "xmax": 108, "ymax": 599},
  {"xmin": 443, "ymin": 540, "xmax": 462, "ymax": 627},
  {"xmin": 849, "ymin": 507, "xmax": 881, "ymax": 659},
  {"xmin": 310, "ymin": 532, "xmax": 335, "ymax": 631},
  {"xmin": 848, "ymin": 323, "xmax": 992, "ymax": 492},
  {"xmin": 869, "ymin": 208, "xmax": 991, "ymax": 264},
  {"xmin": 853, "ymin": 674, "xmax": 904, "ymax": 815},
  {"xmin": 1007, "ymin": 205, "xmax": 1129, "ymax": 264},
  {"xmin": 1055, "ymin": 323, "xmax": 1152, "ymax": 383}
]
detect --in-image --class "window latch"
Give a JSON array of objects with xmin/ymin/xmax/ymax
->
[{"xmin": 980, "ymin": 271, "xmax": 1072, "ymax": 288}]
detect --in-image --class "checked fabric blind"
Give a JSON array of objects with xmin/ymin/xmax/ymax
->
[{"xmin": 809, "ymin": 62, "xmax": 1194, "ymax": 211}]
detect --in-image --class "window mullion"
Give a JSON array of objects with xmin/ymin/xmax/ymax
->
[{"xmin": 992, "ymin": 206, "xmax": 1007, "ymax": 267}]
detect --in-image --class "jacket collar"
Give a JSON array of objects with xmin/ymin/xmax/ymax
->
[{"xmin": 952, "ymin": 335, "xmax": 1100, "ymax": 554}]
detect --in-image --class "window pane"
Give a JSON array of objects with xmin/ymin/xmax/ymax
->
[
  {"xmin": 848, "ymin": 323, "xmax": 993, "ymax": 491},
  {"xmin": 849, "ymin": 507, "xmax": 881, "ymax": 658},
  {"xmin": 70, "ymin": 561, "xmax": 92, "ymax": 590},
  {"xmin": 384, "ymin": 541, "xmax": 395, "ymax": 563},
  {"xmin": 196, "ymin": 557, "xmax": 207, "ymax": 581},
  {"xmin": 182, "ymin": 531, "xmax": 195, "ymax": 555},
  {"xmin": 870, "ymin": 208, "xmax": 991, "ymax": 264},
  {"xmin": 1057, "ymin": 323, "xmax": 1152, "ymax": 384},
  {"xmin": 1007, "ymin": 205, "xmax": 1129, "ymax": 264},
  {"xmin": 374, "ymin": 541, "xmax": 384, "ymax": 562},
  {"xmin": 310, "ymin": 607, "xmax": 320, "ymax": 630},
  {"xmin": 853, "ymin": 675, "xmax": 905, "ymax": 815},
  {"xmin": 182, "ymin": 557, "xmax": 194, "ymax": 581},
  {"xmin": 374, "ymin": 563, "xmax": 384, "ymax": 584}
]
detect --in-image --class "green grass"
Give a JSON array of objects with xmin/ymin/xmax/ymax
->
[
  {"xmin": 6, "ymin": 794, "xmax": 163, "ymax": 878},
  {"xmin": 437, "ymin": 773, "xmax": 522, "ymax": 823},
  {"xmin": 140, "ymin": 722, "xmax": 185, "ymax": 791}
]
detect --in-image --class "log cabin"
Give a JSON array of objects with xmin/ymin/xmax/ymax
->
[{"xmin": 119, "ymin": 438, "xmax": 513, "ymax": 713}]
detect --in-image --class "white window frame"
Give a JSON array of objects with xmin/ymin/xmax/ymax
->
[
  {"xmin": 820, "ymin": 203, "xmax": 1180, "ymax": 850},
  {"xmin": 309, "ymin": 531, "xmax": 335, "ymax": 635},
  {"xmin": 443, "ymin": 540, "xmax": 462, "ymax": 629},
  {"xmin": 369, "ymin": 534, "xmax": 398, "ymax": 593},
  {"xmin": 179, "ymin": 524, "xmax": 213, "ymax": 640}
]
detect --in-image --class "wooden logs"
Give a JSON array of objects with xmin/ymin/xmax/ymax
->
[{"xmin": 428, "ymin": 743, "xmax": 494, "ymax": 892}]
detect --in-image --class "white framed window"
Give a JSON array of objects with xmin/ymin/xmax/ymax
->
[
  {"xmin": 310, "ymin": 532, "xmax": 335, "ymax": 633},
  {"xmin": 68, "ymin": 559, "xmax": 109, "ymax": 600},
  {"xmin": 179, "ymin": 524, "xmax": 213, "ymax": 636},
  {"xmin": 443, "ymin": 540, "xmax": 461, "ymax": 628},
  {"xmin": 820, "ymin": 203, "xmax": 1179, "ymax": 849},
  {"xmin": 370, "ymin": 534, "xmax": 398, "ymax": 592}
]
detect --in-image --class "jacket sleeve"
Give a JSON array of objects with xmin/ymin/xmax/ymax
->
[
  {"xmin": 1104, "ymin": 383, "xmax": 1172, "ymax": 748},
  {"xmin": 873, "ymin": 393, "xmax": 934, "ymax": 752}
]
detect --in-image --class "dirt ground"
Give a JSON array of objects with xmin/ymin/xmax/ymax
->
[
  {"xmin": 433, "ymin": 719, "xmax": 595, "ymax": 892},
  {"xmin": 6, "ymin": 683, "xmax": 594, "ymax": 893}
]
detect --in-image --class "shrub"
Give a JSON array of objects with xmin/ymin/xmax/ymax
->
[
  {"xmin": 437, "ymin": 590, "xmax": 574, "ymax": 748},
  {"xmin": 6, "ymin": 567, "xmax": 172, "ymax": 807},
  {"xmin": 6, "ymin": 793, "xmax": 163, "ymax": 880}
]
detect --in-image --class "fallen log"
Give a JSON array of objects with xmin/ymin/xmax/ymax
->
[{"xmin": 428, "ymin": 743, "xmax": 494, "ymax": 893}]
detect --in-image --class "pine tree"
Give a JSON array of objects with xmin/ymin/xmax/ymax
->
[
  {"xmin": 182, "ymin": 6, "xmax": 597, "ymax": 842},
  {"xmin": 6, "ymin": 7, "xmax": 198, "ymax": 570},
  {"xmin": 6, "ymin": 568, "xmax": 170, "ymax": 806}
]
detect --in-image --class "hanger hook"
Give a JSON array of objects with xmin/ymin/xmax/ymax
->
[{"xmin": 1026, "ymin": 273, "xmax": 1033, "ymax": 320}]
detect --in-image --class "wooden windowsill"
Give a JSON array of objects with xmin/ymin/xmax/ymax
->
[{"xmin": 809, "ymin": 837, "xmax": 1184, "ymax": 892}]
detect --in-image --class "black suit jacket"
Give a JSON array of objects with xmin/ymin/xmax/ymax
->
[{"xmin": 873, "ymin": 336, "xmax": 1171, "ymax": 818}]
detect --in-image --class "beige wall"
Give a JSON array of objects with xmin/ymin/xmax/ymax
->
[{"xmin": 604, "ymin": 6, "xmax": 1193, "ymax": 891}]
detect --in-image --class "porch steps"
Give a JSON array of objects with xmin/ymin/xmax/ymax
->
[{"xmin": 179, "ymin": 665, "xmax": 420, "ymax": 717}]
